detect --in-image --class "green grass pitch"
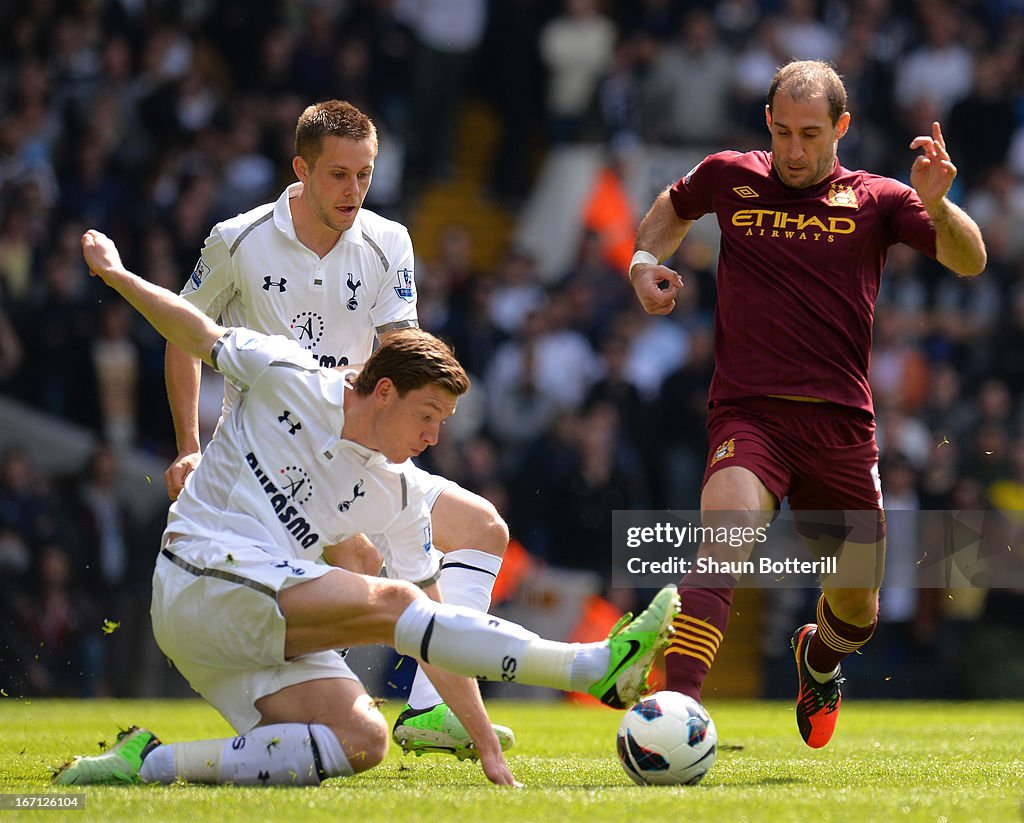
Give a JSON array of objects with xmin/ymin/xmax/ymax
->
[{"xmin": 1, "ymin": 698, "xmax": 1020, "ymax": 822}]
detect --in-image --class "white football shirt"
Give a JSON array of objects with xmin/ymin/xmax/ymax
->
[
  {"xmin": 180, "ymin": 183, "xmax": 419, "ymax": 412},
  {"xmin": 165, "ymin": 329, "xmax": 439, "ymax": 586}
]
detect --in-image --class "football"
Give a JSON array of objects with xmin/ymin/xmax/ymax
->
[{"xmin": 616, "ymin": 690, "xmax": 718, "ymax": 786}]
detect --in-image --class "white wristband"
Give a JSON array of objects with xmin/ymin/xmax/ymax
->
[{"xmin": 629, "ymin": 250, "xmax": 658, "ymax": 279}]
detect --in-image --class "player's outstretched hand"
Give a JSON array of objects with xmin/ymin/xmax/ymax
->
[
  {"xmin": 81, "ymin": 229, "xmax": 125, "ymax": 282},
  {"xmin": 479, "ymin": 746, "xmax": 522, "ymax": 787},
  {"xmin": 909, "ymin": 122, "xmax": 957, "ymax": 211},
  {"xmin": 164, "ymin": 450, "xmax": 201, "ymax": 500},
  {"xmin": 631, "ymin": 263, "xmax": 684, "ymax": 315}
]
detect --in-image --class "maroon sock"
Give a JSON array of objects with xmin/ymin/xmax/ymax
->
[
  {"xmin": 805, "ymin": 594, "xmax": 877, "ymax": 674},
  {"xmin": 665, "ymin": 571, "xmax": 735, "ymax": 701}
]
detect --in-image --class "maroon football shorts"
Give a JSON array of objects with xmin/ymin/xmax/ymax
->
[{"xmin": 703, "ymin": 396, "xmax": 884, "ymax": 543}]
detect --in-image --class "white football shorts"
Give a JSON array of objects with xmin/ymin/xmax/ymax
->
[{"xmin": 151, "ymin": 535, "xmax": 360, "ymax": 734}]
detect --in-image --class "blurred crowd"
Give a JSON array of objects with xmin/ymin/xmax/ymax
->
[{"xmin": 1, "ymin": 0, "xmax": 1023, "ymax": 699}]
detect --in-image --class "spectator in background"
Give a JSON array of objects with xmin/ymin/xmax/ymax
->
[
  {"xmin": 91, "ymin": 300, "xmax": 139, "ymax": 450},
  {"xmin": 25, "ymin": 541, "xmax": 106, "ymax": 696},
  {"xmin": 652, "ymin": 324, "xmax": 714, "ymax": 510},
  {"xmin": 928, "ymin": 261, "xmax": 1001, "ymax": 376},
  {"xmin": 488, "ymin": 248, "xmax": 547, "ymax": 338},
  {"xmin": 19, "ymin": 250, "xmax": 98, "ymax": 429},
  {"xmin": 919, "ymin": 362, "xmax": 974, "ymax": 446},
  {"xmin": 539, "ymin": 0, "xmax": 617, "ymax": 143},
  {"xmin": 400, "ymin": 0, "xmax": 487, "ymax": 184},
  {"xmin": 894, "ymin": 5, "xmax": 975, "ymax": 135},
  {"xmin": 947, "ymin": 53, "xmax": 1017, "ymax": 191},
  {"xmin": 963, "ymin": 167, "xmax": 1024, "ymax": 262},
  {"xmin": 772, "ymin": 0, "xmax": 839, "ymax": 62},
  {"xmin": 987, "ymin": 285, "xmax": 1024, "ymax": 397},
  {"xmin": 870, "ymin": 302, "xmax": 930, "ymax": 414},
  {"xmin": 731, "ymin": 18, "xmax": 791, "ymax": 142},
  {"xmin": 544, "ymin": 401, "xmax": 648, "ymax": 573},
  {"xmin": 0, "ymin": 292, "xmax": 23, "ymax": 395},
  {"xmin": 288, "ymin": 5, "xmax": 341, "ymax": 103},
  {"xmin": 874, "ymin": 453, "xmax": 923, "ymax": 650},
  {"xmin": 614, "ymin": 308, "xmax": 689, "ymax": 401},
  {"xmin": 69, "ymin": 445, "xmax": 134, "ymax": 600},
  {"xmin": 487, "ymin": 296, "xmax": 601, "ymax": 414},
  {"xmin": 67, "ymin": 445, "xmax": 146, "ymax": 696},
  {"xmin": 559, "ymin": 229, "xmax": 634, "ymax": 338},
  {"xmin": 638, "ymin": 9, "xmax": 736, "ymax": 146},
  {"xmin": 0, "ymin": 207, "xmax": 35, "ymax": 306},
  {"xmin": 482, "ymin": 0, "xmax": 544, "ymax": 206}
]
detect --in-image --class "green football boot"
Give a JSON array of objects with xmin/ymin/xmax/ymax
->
[
  {"xmin": 588, "ymin": 585, "xmax": 680, "ymax": 709},
  {"xmin": 52, "ymin": 726, "xmax": 161, "ymax": 785},
  {"xmin": 392, "ymin": 704, "xmax": 515, "ymax": 761}
]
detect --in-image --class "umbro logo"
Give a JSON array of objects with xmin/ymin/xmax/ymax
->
[
  {"xmin": 732, "ymin": 186, "xmax": 759, "ymax": 198},
  {"xmin": 263, "ymin": 276, "xmax": 287, "ymax": 292}
]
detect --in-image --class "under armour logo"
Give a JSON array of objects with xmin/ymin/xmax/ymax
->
[
  {"xmin": 263, "ymin": 276, "xmax": 287, "ymax": 292},
  {"xmin": 257, "ymin": 770, "xmax": 270, "ymax": 785},
  {"xmin": 277, "ymin": 410, "xmax": 302, "ymax": 435},
  {"xmin": 273, "ymin": 559, "xmax": 306, "ymax": 576},
  {"xmin": 346, "ymin": 273, "xmax": 362, "ymax": 311},
  {"xmin": 338, "ymin": 479, "xmax": 366, "ymax": 512}
]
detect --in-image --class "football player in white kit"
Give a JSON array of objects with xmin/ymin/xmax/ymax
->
[
  {"xmin": 53, "ymin": 230, "xmax": 678, "ymax": 788},
  {"xmin": 163, "ymin": 100, "xmax": 512, "ymax": 757}
]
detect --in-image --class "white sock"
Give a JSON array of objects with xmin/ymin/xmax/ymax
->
[
  {"xmin": 138, "ymin": 723, "xmax": 351, "ymax": 785},
  {"xmin": 394, "ymin": 598, "xmax": 608, "ymax": 692},
  {"xmin": 408, "ymin": 549, "xmax": 502, "ymax": 710}
]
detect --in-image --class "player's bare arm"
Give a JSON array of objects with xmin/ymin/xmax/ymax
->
[
  {"xmin": 164, "ymin": 342, "xmax": 204, "ymax": 499},
  {"xmin": 909, "ymin": 121, "xmax": 987, "ymax": 277},
  {"xmin": 321, "ymin": 534, "xmax": 384, "ymax": 575},
  {"xmin": 81, "ymin": 230, "xmax": 224, "ymax": 366},
  {"xmin": 415, "ymin": 581, "xmax": 515, "ymax": 785},
  {"xmin": 416, "ymin": 660, "xmax": 516, "ymax": 786},
  {"xmin": 630, "ymin": 187, "xmax": 692, "ymax": 315}
]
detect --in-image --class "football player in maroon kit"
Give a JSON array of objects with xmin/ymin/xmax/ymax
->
[{"xmin": 628, "ymin": 60, "xmax": 986, "ymax": 749}]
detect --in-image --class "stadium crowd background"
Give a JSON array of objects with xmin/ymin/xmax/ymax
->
[{"xmin": 0, "ymin": 0, "xmax": 1022, "ymax": 701}]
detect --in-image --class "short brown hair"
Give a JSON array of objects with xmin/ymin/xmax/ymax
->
[
  {"xmin": 353, "ymin": 328, "xmax": 470, "ymax": 398},
  {"xmin": 767, "ymin": 60, "xmax": 848, "ymax": 125},
  {"xmin": 295, "ymin": 100, "xmax": 378, "ymax": 166}
]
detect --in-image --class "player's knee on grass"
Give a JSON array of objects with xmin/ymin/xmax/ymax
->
[{"xmin": 328, "ymin": 710, "xmax": 391, "ymax": 774}]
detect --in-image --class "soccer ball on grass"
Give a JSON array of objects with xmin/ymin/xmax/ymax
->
[{"xmin": 616, "ymin": 690, "xmax": 717, "ymax": 785}]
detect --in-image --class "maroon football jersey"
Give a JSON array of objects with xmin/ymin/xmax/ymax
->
[{"xmin": 670, "ymin": 150, "xmax": 937, "ymax": 414}]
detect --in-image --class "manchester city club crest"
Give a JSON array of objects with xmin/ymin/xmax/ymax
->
[
  {"xmin": 394, "ymin": 267, "xmax": 415, "ymax": 303},
  {"xmin": 827, "ymin": 183, "xmax": 858, "ymax": 209},
  {"xmin": 710, "ymin": 437, "xmax": 735, "ymax": 466}
]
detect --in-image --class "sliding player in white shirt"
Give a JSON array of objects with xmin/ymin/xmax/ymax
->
[
  {"xmin": 163, "ymin": 100, "xmax": 512, "ymax": 757},
  {"xmin": 53, "ymin": 230, "xmax": 677, "ymax": 788}
]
